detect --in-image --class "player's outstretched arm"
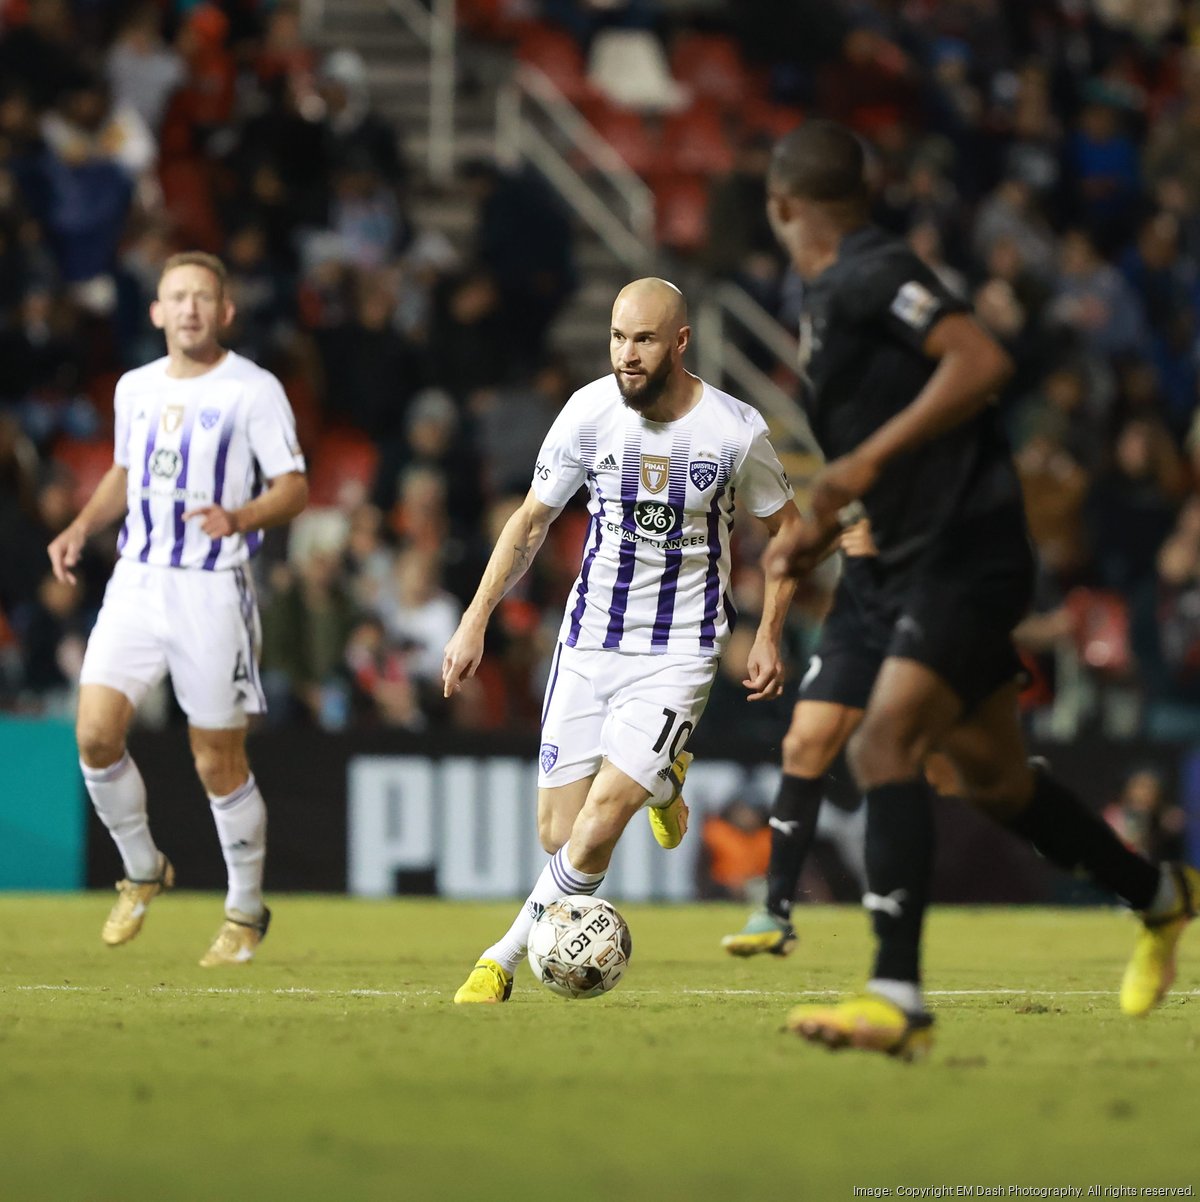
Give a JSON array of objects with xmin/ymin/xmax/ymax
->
[
  {"xmin": 47, "ymin": 464, "xmax": 129, "ymax": 585},
  {"xmin": 809, "ymin": 314, "xmax": 1013, "ymax": 528},
  {"xmin": 183, "ymin": 470, "xmax": 308, "ymax": 538},
  {"xmin": 442, "ymin": 489, "xmax": 561, "ymax": 698},
  {"xmin": 745, "ymin": 501, "xmax": 804, "ymax": 702}
]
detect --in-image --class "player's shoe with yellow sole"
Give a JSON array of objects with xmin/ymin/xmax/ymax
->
[
  {"xmin": 199, "ymin": 907, "xmax": 271, "ymax": 967},
  {"xmin": 785, "ymin": 992, "xmax": 934, "ymax": 1061},
  {"xmin": 721, "ymin": 909, "xmax": 797, "ymax": 957},
  {"xmin": 101, "ymin": 854, "xmax": 175, "ymax": 946},
  {"xmin": 1120, "ymin": 863, "xmax": 1199, "ymax": 1016},
  {"xmin": 648, "ymin": 750, "xmax": 693, "ymax": 850},
  {"xmin": 454, "ymin": 958, "xmax": 514, "ymax": 1004}
]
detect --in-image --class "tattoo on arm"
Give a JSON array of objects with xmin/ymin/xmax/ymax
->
[{"xmin": 503, "ymin": 541, "xmax": 532, "ymax": 591}]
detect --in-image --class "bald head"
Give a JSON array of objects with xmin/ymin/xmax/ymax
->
[
  {"xmin": 610, "ymin": 278, "xmax": 691, "ymax": 415},
  {"xmin": 612, "ymin": 277, "xmax": 688, "ymax": 335}
]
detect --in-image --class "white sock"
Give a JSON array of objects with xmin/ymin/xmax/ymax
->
[
  {"xmin": 81, "ymin": 753, "xmax": 161, "ymax": 881},
  {"xmin": 208, "ymin": 775, "xmax": 267, "ymax": 919},
  {"xmin": 868, "ymin": 977, "xmax": 925, "ymax": 1016},
  {"xmin": 481, "ymin": 848, "xmax": 606, "ymax": 975}
]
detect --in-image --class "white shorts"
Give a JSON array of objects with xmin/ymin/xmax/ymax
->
[
  {"xmin": 537, "ymin": 643, "xmax": 717, "ymax": 804},
  {"xmin": 80, "ymin": 558, "xmax": 265, "ymax": 729}
]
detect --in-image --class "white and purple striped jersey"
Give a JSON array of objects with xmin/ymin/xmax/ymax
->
[
  {"xmin": 113, "ymin": 351, "xmax": 306, "ymax": 571},
  {"xmin": 533, "ymin": 375, "xmax": 793, "ymax": 657}
]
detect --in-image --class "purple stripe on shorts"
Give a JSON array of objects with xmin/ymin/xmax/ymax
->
[
  {"xmin": 540, "ymin": 642, "xmax": 564, "ymax": 725},
  {"xmin": 169, "ymin": 406, "xmax": 199, "ymax": 567},
  {"xmin": 651, "ymin": 431, "xmax": 691, "ymax": 648},
  {"xmin": 202, "ymin": 404, "xmax": 240, "ymax": 571},
  {"xmin": 603, "ymin": 428, "xmax": 642, "ymax": 648}
]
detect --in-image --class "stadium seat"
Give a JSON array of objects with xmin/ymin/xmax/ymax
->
[
  {"xmin": 670, "ymin": 34, "xmax": 748, "ymax": 109},
  {"xmin": 581, "ymin": 99, "xmax": 659, "ymax": 176},
  {"xmin": 306, "ymin": 429, "xmax": 379, "ymax": 509},
  {"xmin": 53, "ymin": 438, "xmax": 114, "ymax": 512},
  {"xmin": 588, "ymin": 28, "xmax": 689, "ymax": 113},
  {"xmin": 517, "ymin": 23, "xmax": 592, "ymax": 103},
  {"xmin": 742, "ymin": 98, "xmax": 805, "ymax": 140},
  {"xmin": 654, "ymin": 175, "xmax": 710, "ymax": 253},
  {"xmin": 661, "ymin": 103, "xmax": 735, "ymax": 177}
]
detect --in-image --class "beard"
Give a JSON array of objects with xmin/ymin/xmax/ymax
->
[{"xmin": 614, "ymin": 356, "xmax": 672, "ymax": 412}]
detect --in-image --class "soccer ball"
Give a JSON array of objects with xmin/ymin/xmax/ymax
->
[{"xmin": 527, "ymin": 895, "xmax": 632, "ymax": 999}]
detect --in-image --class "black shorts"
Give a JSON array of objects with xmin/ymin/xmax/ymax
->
[
  {"xmin": 797, "ymin": 558, "xmax": 889, "ymax": 712},
  {"xmin": 884, "ymin": 511, "xmax": 1035, "ymax": 712}
]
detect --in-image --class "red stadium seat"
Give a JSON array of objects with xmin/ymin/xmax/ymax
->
[
  {"xmin": 670, "ymin": 34, "xmax": 748, "ymax": 109},
  {"xmin": 742, "ymin": 99, "xmax": 805, "ymax": 140},
  {"xmin": 654, "ymin": 175, "xmax": 710, "ymax": 253},
  {"xmin": 518, "ymin": 24, "xmax": 591, "ymax": 102},
  {"xmin": 307, "ymin": 430, "xmax": 379, "ymax": 509},
  {"xmin": 661, "ymin": 103, "xmax": 735, "ymax": 177},
  {"xmin": 582, "ymin": 99, "xmax": 658, "ymax": 176},
  {"xmin": 53, "ymin": 438, "xmax": 114, "ymax": 512}
]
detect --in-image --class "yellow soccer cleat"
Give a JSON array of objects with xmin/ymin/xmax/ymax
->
[
  {"xmin": 1120, "ymin": 863, "xmax": 1199, "ymax": 1017},
  {"xmin": 721, "ymin": 909, "xmax": 797, "ymax": 957},
  {"xmin": 648, "ymin": 750, "xmax": 693, "ymax": 850},
  {"xmin": 785, "ymin": 993, "xmax": 934, "ymax": 1062},
  {"xmin": 101, "ymin": 855, "xmax": 175, "ymax": 947},
  {"xmin": 454, "ymin": 958, "xmax": 514, "ymax": 1004},
  {"xmin": 199, "ymin": 907, "xmax": 271, "ymax": 967}
]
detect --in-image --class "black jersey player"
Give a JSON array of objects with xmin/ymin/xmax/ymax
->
[{"xmin": 765, "ymin": 120, "xmax": 1197, "ymax": 1058}]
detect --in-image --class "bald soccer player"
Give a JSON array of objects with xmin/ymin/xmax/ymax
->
[{"xmin": 445, "ymin": 278, "xmax": 803, "ymax": 1002}]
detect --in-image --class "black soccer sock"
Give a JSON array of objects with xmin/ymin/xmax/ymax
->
[
  {"xmin": 765, "ymin": 774, "xmax": 825, "ymax": 921},
  {"xmin": 864, "ymin": 780, "xmax": 934, "ymax": 985},
  {"xmin": 1004, "ymin": 764, "xmax": 1159, "ymax": 911}
]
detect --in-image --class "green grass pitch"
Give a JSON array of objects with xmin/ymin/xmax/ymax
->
[{"xmin": 2, "ymin": 895, "xmax": 1197, "ymax": 1202}]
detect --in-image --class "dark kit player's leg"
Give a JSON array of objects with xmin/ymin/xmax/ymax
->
[
  {"xmin": 941, "ymin": 682, "xmax": 1200, "ymax": 1017},
  {"xmin": 723, "ymin": 700, "xmax": 863, "ymax": 957}
]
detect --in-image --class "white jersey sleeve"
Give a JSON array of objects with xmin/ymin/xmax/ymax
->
[
  {"xmin": 531, "ymin": 400, "xmax": 586, "ymax": 508},
  {"xmin": 246, "ymin": 374, "xmax": 306, "ymax": 479},
  {"xmin": 732, "ymin": 411, "xmax": 793, "ymax": 517}
]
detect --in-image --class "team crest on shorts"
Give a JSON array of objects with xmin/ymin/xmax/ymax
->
[
  {"xmin": 540, "ymin": 743, "xmax": 559, "ymax": 773},
  {"xmin": 199, "ymin": 407, "xmax": 221, "ymax": 430},
  {"xmin": 689, "ymin": 459, "xmax": 718, "ymax": 490},
  {"xmin": 641, "ymin": 455, "xmax": 670, "ymax": 494}
]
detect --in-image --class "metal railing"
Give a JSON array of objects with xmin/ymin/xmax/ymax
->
[
  {"xmin": 386, "ymin": 0, "xmax": 456, "ymax": 184},
  {"xmin": 496, "ymin": 65, "xmax": 655, "ymax": 271}
]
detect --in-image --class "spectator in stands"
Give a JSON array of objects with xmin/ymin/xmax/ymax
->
[
  {"xmin": 1104, "ymin": 768, "xmax": 1186, "ymax": 862},
  {"xmin": 698, "ymin": 798, "xmax": 772, "ymax": 902},
  {"xmin": 319, "ymin": 49, "xmax": 407, "ymax": 190},
  {"xmin": 344, "ymin": 614, "xmax": 425, "ymax": 729},
  {"xmin": 260, "ymin": 540, "xmax": 359, "ymax": 729},
  {"xmin": 426, "ymin": 269, "xmax": 513, "ymax": 400},
  {"xmin": 461, "ymin": 159, "xmax": 577, "ymax": 355},
  {"xmin": 0, "ymin": 0, "xmax": 79, "ymax": 111},
  {"xmin": 105, "ymin": 4, "xmax": 185, "ymax": 137}
]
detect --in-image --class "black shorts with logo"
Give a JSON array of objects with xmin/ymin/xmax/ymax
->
[
  {"xmin": 798, "ymin": 556, "xmax": 889, "ymax": 712},
  {"xmin": 884, "ymin": 507, "xmax": 1036, "ymax": 712}
]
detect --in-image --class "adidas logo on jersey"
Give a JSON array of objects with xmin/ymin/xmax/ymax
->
[{"xmin": 596, "ymin": 453, "xmax": 618, "ymax": 472}]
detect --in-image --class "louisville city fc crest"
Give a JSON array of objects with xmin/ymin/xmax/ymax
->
[
  {"xmin": 199, "ymin": 407, "xmax": 221, "ymax": 430},
  {"xmin": 540, "ymin": 743, "xmax": 559, "ymax": 773},
  {"xmin": 640, "ymin": 455, "xmax": 670, "ymax": 494},
  {"xmin": 689, "ymin": 459, "xmax": 718, "ymax": 490}
]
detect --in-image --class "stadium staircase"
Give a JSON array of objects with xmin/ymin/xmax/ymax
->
[{"xmin": 306, "ymin": 0, "xmax": 820, "ymax": 470}]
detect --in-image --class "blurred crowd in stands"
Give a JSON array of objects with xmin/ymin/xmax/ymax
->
[{"xmin": 2, "ymin": 0, "xmax": 1200, "ymax": 755}]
